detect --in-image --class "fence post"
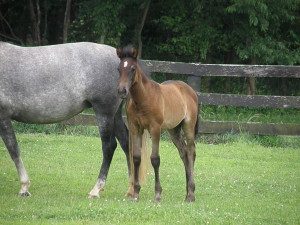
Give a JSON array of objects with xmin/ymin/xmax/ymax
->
[{"xmin": 187, "ymin": 75, "xmax": 201, "ymax": 92}]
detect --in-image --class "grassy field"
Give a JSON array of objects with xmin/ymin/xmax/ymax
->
[
  {"xmin": 0, "ymin": 134, "xmax": 299, "ymax": 225},
  {"xmin": 10, "ymin": 105, "xmax": 300, "ymax": 140},
  {"xmin": 82, "ymin": 106, "xmax": 300, "ymax": 123}
]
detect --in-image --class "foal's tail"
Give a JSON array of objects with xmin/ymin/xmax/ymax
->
[{"xmin": 194, "ymin": 99, "xmax": 200, "ymax": 137}]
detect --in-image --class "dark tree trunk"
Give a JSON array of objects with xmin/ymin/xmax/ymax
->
[
  {"xmin": 132, "ymin": 0, "xmax": 151, "ymax": 58},
  {"xmin": 281, "ymin": 78, "xmax": 288, "ymax": 96},
  {"xmin": 63, "ymin": 0, "xmax": 72, "ymax": 43},
  {"xmin": 247, "ymin": 77, "xmax": 256, "ymax": 95},
  {"xmin": 247, "ymin": 59, "xmax": 256, "ymax": 95},
  {"xmin": 187, "ymin": 49, "xmax": 202, "ymax": 92},
  {"xmin": 0, "ymin": 10, "xmax": 24, "ymax": 44},
  {"xmin": 42, "ymin": 0, "xmax": 48, "ymax": 44},
  {"xmin": 29, "ymin": 0, "xmax": 41, "ymax": 45},
  {"xmin": 224, "ymin": 51, "xmax": 234, "ymax": 93}
]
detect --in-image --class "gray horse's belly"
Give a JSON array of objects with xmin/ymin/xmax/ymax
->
[
  {"xmin": 10, "ymin": 93, "xmax": 88, "ymax": 124},
  {"xmin": 12, "ymin": 104, "xmax": 87, "ymax": 124}
]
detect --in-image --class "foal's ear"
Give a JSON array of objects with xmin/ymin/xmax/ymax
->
[
  {"xmin": 116, "ymin": 48, "xmax": 122, "ymax": 59},
  {"xmin": 132, "ymin": 48, "xmax": 138, "ymax": 59}
]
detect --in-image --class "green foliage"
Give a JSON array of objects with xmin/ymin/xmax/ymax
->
[
  {"xmin": 224, "ymin": 0, "xmax": 300, "ymax": 64},
  {"xmin": 69, "ymin": 0, "xmax": 126, "ymax": 46},
  {"xmin": 0, "ymin": 134, "xmax": 299, "ymax": 224},
  {"xmin": 141, "ymin": 0, "xmax": 300, "ymax": 66},
  {"xmin": 1, "ymin": 0, "xmax": 299, "ymax": 101}
]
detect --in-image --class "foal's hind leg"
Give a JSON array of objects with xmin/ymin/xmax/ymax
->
[
  {"xmin": 89, "ymin": 109, "xmax": 118, "ymax": 198},
  {"xmin": 168, "ymin": 125, "xmax": 186, "ymax": 160},
  {"xmin": 0, "ymin": 119, "xmax": 30, "ymax": 196},
  {"xmin": 169, "ymin": 122, "xmax": 196, "ymax": 202},
  {"xmin": 182, "ymin": 121, "xmax": 196, "ymax": 202},
  {"xmin": 168, "ymin": 126, "xmax": 190, "ymax": 200}
]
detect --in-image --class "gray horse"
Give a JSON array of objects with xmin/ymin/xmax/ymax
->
[{"xmin": 0, "ymin": 41, "xmax": 129, "ymax": 197}]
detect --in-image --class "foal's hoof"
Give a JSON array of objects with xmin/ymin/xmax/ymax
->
[
  {"xmin": 185, "ymin": 195, "xmax": 195, "ymax": 203},
  {"xmin": 129, "ymin": 194, "xmax": 139, "ymax": 202},
  {"xmin": 19, "ymin": 191, "xmax": 31, "ymax": 197},
  {"xmin": 126, "ymin": 193, "xmax": 139, "ymax": 202},
  {"xmin": 125, "ymin": 185, "xmax": 134, "ymax": 198},
  {"xmin": 155, "ymin": 194, "xmax": 161, "ymax": 203},
  {"xmin": 125, "ymin": 192, "xmax": 134, "ymax": 198}
]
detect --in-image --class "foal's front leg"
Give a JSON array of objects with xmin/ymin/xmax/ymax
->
[
  {"xmin": 149, "ymin": 125, "xmax": 162, "ymax": 202},
  {"xmin": 131, "ymin": 132, "xmax": 143, "ymax": 201}
]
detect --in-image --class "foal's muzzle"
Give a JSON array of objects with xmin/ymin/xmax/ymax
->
[{"xmin": 117, "ymin": 87, "xmax": 128, "ymax": 99}]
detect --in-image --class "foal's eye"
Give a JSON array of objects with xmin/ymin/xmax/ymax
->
[{"xmin": 130, "ymin": 65, "xmax": 136, "ymax": 72}]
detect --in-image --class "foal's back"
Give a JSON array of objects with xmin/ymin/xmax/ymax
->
[{"xmin": 159, "ymin": 80, "xmax": 198, "ymax": 129}]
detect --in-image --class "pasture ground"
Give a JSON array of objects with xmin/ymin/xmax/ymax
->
[{"xmin": 0, "ymin": 134, "xmax": 299, "ymax": 224}]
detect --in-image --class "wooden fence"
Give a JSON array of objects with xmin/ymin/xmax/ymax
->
[{"xmin": 63, "ymin": 60, "xmax": 300, "ymax": 136}]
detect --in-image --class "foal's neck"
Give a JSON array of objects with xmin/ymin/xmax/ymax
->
[{"xmin": 129, "ymin": 65, "xmax": 152, "ymax": 104}]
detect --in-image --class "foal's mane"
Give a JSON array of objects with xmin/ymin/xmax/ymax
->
[{"xmin": 117, "ymin": 45, "xmax": 138, "ymax": 60}]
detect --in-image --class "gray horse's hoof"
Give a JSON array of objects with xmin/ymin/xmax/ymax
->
[
  {"xmin": 88, "ymin": 194, "xmax": 99, "ymax": 199},
  {"xmin": 19, "ymin": 191, "xmax": 31, "ymax": 197}
]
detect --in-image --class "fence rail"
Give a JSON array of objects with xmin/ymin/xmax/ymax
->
[
  {"xmin": 198, "ymin": 93, "xmax": 300, "ymax": 109},
  {"xmin": 63, "ymin": 60, "xmax": 300, "ymax": 136},
  {"xmin": 62, "ymin": 114, "xmax": 300, "ymax": 136},
  {"xmin": 140, "ymin": 60, "xmax": 300, "ymax": 78}
]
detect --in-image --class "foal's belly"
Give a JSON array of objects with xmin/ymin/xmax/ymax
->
[
  {"xmin": 161, "ymin": 95, "xmax": 186, "ymax": 130},
  {"xmin": 161, "ymin": 113, "xmax": 185, "ymax": 130}
]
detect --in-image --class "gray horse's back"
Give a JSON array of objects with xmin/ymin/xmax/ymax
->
[{"xmin": 0, "ymin": 42, "xmax": 120, "ymax": 123}]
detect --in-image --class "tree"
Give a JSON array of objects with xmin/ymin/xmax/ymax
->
[
  {"xmin": 69, "ymin": 0, "xmax": 126, "ymax": 46},
  {"xmin": 132, "ymin": 0, "xmax": 151, "ymax": 58},
  {"xmin": 63, "ymin": 0, "xmax": 72, "ymax": 43},
  {"xmin": 226, "ymin": 0, "xmax": 300, "ymax": 94},
  {"xmin": 28, "ymin": 0, "xmax": 41, "ymax": 45}
]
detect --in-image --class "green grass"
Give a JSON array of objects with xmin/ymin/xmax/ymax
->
[
  {"xmin": 84, "ymin": 106, "xmax": 300, "ymax": 123},
  {"xmin": 200, "ymin": 106, "xmax": 300, "ymax": 124},
  {"xmin": 0, "ymin": 134, "xmax": 299, "ymax": 224},
  {"xmin": 11, "ymin": 106, "xmax": 300, "ymax": 139}
]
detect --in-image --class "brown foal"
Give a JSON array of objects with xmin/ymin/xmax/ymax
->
[{"xmin": 116, "ymin": 46, "xmax": 199, "ymax": 202}]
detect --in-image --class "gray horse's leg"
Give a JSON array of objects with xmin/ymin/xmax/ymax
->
[
  {"xmin": 0, "ymin": 119, "xmax": 30, "ymax": 196},
  {"xmin": 113, "ymin": 104, "xmax": 129, "ymax": 173},
  {"xmin": 89, "ymin": 108, "xmax": 118, "ymax": 198}
]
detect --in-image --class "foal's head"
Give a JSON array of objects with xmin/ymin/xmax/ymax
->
[{"xmin": 116, "ymin": 45, "xmax": 139, "ymax": 99}]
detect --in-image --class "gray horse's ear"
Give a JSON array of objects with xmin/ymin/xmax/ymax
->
[
  {"xmin": 132, "ymin": 48, "xmax": 138, "ymax": 59},
  {"xmin": 116, "ymin": 48, "xmax": 122, "ymax": 58}
]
